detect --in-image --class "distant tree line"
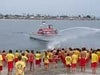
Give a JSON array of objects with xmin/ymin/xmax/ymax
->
[{"xmin": 0, "ymin": 13, "xmax": 99, "ymax": 20}]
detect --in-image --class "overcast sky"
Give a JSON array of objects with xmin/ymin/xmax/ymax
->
[{"xmin": 0, "ymin": 0, "xmax": 100, "ymax": 16}]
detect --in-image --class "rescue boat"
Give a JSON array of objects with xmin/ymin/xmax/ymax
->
[{"xmin": 30, "ymin": 21, "xmax": 58, "ymax": 42}]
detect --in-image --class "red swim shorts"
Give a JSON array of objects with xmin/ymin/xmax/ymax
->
[{"xmin": 91, "ymin": 62, "xmax": 97, "ymax": 68}]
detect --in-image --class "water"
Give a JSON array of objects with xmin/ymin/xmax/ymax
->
[
  {"xmin": 0, "ymin": 19, "xmax": 100, "ymax": 51},
  {"xmin": 48, "ymin": 27, "xmax": 100, "ymax": 49}
]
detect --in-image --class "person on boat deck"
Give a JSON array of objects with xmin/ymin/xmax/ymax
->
[{"xmin": 38, "ymin": 29, "xmax": 44, "ymax": 34}]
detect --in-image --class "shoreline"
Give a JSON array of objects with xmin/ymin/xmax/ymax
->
[
  {"xmin": 1, "ymin": 60, "xmax": 100, "ymax": 75},
  {"xmin": 0, "ymin": 18, "xmax": 99, "ymax": 21}
]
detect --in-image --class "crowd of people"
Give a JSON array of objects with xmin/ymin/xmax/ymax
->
[{"xmin": 0, "ymin": 47, "xmax": 100, "ymax": 75}]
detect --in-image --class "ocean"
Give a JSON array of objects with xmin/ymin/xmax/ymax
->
[{"xmin": 0, "ymin": 19, "xmax": 100, "ymax": 51}]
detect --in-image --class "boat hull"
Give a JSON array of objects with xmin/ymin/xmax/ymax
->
[{"xmin": 30, "ymin": 33, "xmax": 57, "ymax": 42}]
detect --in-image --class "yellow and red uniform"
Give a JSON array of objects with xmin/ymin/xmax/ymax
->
[
  {"xmin": 48, "ymin": 52, "xmax": 53, "ymax": 63},
  {"xmin": 74, "ymin": 50, "xmax": 80, "ymax": 62},
  {"xmin": 44, "ymin": 55, "xmax": 49, "ymax": 65},
  {"xmin": 35, "ymin": 53, "xmax": 41, "ymax": 65},
  {"xmin": 96, "ymin": 51, "xmax": 100, "ymax": 62},
  {"xmin": 65, "ymin": 56, "xmax": 72, "ymax": 67},
  {"xmin": 91, "ymin": 53, "xmax": 98, "ymax": 68},
  {"xmin": 6, "ymin": 53, "xmax": 14, "ymax": 71},
  {"xmin": 71, "ymin": 54, "xmax": 78, "ymax": 68},
  {"xmin": 14, "ymin": 52, "xmax": 19, "ymax": 62},
  {"xmin": 0, "ymin": 54, "xmax": 3, "ymax": 71}
]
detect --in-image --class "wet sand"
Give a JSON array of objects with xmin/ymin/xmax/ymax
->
[{"xmin": 1, "ymin": 62, "xmax": 100, "ymax": 75}]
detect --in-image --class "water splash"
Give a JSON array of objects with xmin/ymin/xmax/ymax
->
[
  {"xmin": 47, "ymin": 27, "xmax": 100, "ymax": 49},
  {"xmin": 59, "ymin": 27, "xmax": 100, "ymax": 33}
]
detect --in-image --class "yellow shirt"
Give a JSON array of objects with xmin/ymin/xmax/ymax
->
[
  {"xmin": 44, "ymin": 55, "xmax": 49, "ymax": 63},
  {"xmin": 91, "ymin": 53, "xmax": 98, "ymax": 63},
  {"xmin": 97, "ymin": 51, "xmax": 100, "ymax": 58},
  {"xmin": 65, "ymin": 56, "xmax": 72, "ymax": 65},
  {"xmin": 0, "ymin": 55, "xmax": 3, "ymax": 66},
  {"xmin": 22, "ymin": 56, "xmax": 28, "ymax": 63},
  {"xmin": 74, "ymin": 50, "xmax": 80, "ymax": 57},
  {"xmin": 15, "ymin": 61, "xmax": 25, "ymax": 75},
  {"xmin": 48, "ymin": 52, "xmax": 53, "ymax": 59},
  {"xmin": 15, "ymin": 52, "xmax": 19, "ymax": 58},
  {"xmin": 6, "ymin": 53, "xmax": 14, "ymax": 62},
  {"xmin": 72, "ymin": 54, "xmax": 78, "ymax": 64},
  {"xmin": 35, "ymin": 53, "xmax": 41, "ymax": 60}
]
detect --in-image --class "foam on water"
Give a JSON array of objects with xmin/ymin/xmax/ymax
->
[{"xmin": 47, "ymin": 27, "xmax": 100, "ymax": 49}]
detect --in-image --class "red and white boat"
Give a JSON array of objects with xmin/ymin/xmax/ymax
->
[{"xmin": 30, "ymin": 21, "xmax": 58, "ymax": 42}]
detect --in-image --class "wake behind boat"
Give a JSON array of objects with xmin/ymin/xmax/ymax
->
[{"xmin": 30, "ymin": 21, "xmax": 58, "ymax": 42}]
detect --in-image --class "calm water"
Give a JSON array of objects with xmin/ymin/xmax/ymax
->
[{"xmin": 0, "ymin": 20, "xmax": 100, "ymax": 51}]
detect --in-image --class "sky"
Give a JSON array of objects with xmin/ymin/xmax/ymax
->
[{"xmin": 0, "ymin": 0, "xmax": 100, "ymax": 16}]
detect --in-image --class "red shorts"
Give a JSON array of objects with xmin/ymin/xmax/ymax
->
[
  {"xmin": 80, "ymin": 63, "xmax": 86, "ymax": 67},
  {"xmin": 61, "ymin": 58, "xmax": 66, "ymax": 64},
  {"xmin": 91, "ymin": 62, "xmax": 97, "ymax": 68},
  {"xmin": 8, "ymin": 61, "xmax": 13, "ymax": 69},
  {"xmin": 29, "ymin": 60, "xmax": 34, "ymax": 63},
  {"xmin": 71, "ymin": 64, "xmax": 76, "ymax": 68},
  {"xmin": 39, "ymin": 59, "xmax": 41, "ymax": 63},
  {"xmin": 0, "ymin": 66, "xmax": 2, "ymax": 71},
  {"xmin": 79, "ymin": 58, "xmax": 86, "ymax": 67},
  {"xmin": 66, "ymin": 64, "xmax": 71, "ymax": 67},
  {"xmin": 49, "ymin": 59, "xmax": 53, "ymax": 63},
  {"xmin": 35, "ymin": 60, "xmax": 40, "ymax": 65},
  {"xmin": 14, "ymin": 58, "xmax": 18, "ymax": 62}
]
